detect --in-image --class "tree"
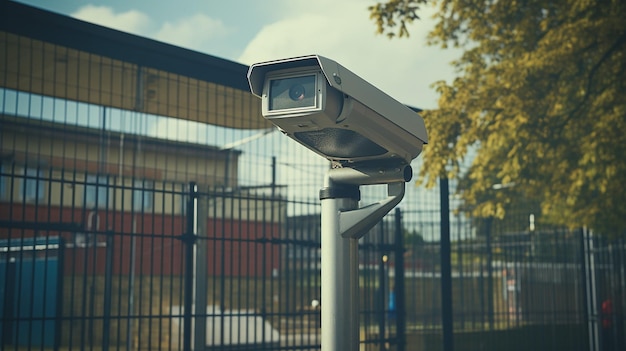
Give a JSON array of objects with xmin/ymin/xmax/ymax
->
[{"xmin": 370, "ymin": 0, "xmax": 626, "ymax": 236}]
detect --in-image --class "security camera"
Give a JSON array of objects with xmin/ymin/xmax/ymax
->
[{"xmin": 247, "ymin": 55, "xmax": 428, "ymax": 166}]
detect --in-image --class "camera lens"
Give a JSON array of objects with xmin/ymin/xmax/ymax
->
[{"xmin": 289, "ymin": 84, "xmax": 305, "ymax": 101}]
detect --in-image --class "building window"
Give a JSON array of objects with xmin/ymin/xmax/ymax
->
[
  {"xmin": 133, "ymin": 179, "xmax": 153, "ymax": 211},
  {"xmin": 180, "ymin": 193, "xmax": 188, "ymax": 215},
  {"xmin": 85, "ymin": 174, "xmax": 109, "ymax": 209},
  {"xmin": 0, "ymin": 164, "xmax": 7, "ymax": 200},
  {"xmin": 21, "ymin": 167, "xmax": 45, "ymax": 202}
]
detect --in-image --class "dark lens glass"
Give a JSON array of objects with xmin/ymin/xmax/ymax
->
[{"xmin": 289, "ymin": 84, "xmax": 305, "ymax": 101}]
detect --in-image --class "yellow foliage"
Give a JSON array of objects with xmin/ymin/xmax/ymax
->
[{"xmin": 370, "ymin": 0, "xmax": 626, "ymax": 236}]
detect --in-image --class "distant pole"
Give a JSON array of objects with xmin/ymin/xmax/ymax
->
[
  {"xmin": 271, "ymin": 156, "xmax": 277, "ymax": 198},
  {"xmin": 486, "ymin": 216, "xmax": 494, "ymax": 330},
  {"xmin": 440, "ymin": 177, "xmax": 454, "ymax": 351}
]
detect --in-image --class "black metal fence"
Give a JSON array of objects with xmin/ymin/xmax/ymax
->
[
  {"xmin": 396, "ymin": 181, "xmax": 626, "ymax": 351},
  {"xmin": 0, "ymin": 167, "xmax": 406, "ymax": 351},
  {"xmin": 1, "ymin": 166, "xmax": 625, "ymax": 351}
]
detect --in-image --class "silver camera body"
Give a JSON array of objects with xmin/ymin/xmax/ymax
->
[{"xmin": 247, "ymin": 55, "xmax": 428, "ymax": 165}]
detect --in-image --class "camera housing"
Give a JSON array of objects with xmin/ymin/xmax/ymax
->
[{"xmin": 247, "ymin": 55, "xmax": 428, "ymax": 166}]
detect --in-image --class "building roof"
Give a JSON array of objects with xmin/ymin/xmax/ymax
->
[{"xmin": 0, "ymin": 0, "xmax": 269, "ymax": 130}]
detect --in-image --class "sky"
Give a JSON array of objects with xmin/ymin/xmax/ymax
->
[{"xmin": 15, "ymin": 0, "xmax": 460, "ymax": 110}]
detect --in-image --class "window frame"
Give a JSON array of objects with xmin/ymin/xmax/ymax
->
[{"xmin": 85, "ymin": 174, "xmax": 110, "ymax": 209}]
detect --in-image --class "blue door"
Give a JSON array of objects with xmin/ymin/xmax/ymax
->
[{"xmin": 0, "ymin": 238, "xmax": 62, "ymax": 348}]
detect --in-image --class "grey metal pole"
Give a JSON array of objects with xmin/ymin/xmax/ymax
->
[
  {"xmin": 320, "ymin": 176, "xmax": 360, "ymax": 351},
  {"xmin": 319, "ymin": 166, "xmax": 408, "ymax": 351}
]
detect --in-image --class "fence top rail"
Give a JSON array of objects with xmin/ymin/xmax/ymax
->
[{"xmin": 0, "ymin": 236, "xmax": 63, "ymax": 251}]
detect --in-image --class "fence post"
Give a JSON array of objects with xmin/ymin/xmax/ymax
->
[
  {"xmin": 440, "ymin": 177, "xmax": 454, "ymax": 351},
  {"xmin": 394, "ymin": 208, "xmax": 406, "ymax": 351},
  {"xmin": 194, "ymin": 186, "xmax": 208, "ymax": 351},
  {"xmin": 182, "ymin": 182, "xmax": 198, "ymax": 351},
  {"xmin": 582, "ymin": 227, "xmax": 600, "ymax": 351}
]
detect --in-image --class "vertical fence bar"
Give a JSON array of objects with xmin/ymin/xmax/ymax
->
[
  {"xmin": 127, "ymin": 217, "xmax": 137, "ymax": 351},
  {"xmin": 394, "ymin": 208, "xmax": 406, "ymax": 351},
  {"xmin": 183, "ymin": 182, "xmax": 198, "ymax": 351},
  {"xmin": 440, "ymin": 177, "xmax": 454, "ymax": 351},
  {"xmin": 55, "ymin": 237, "xmax": 65, "ymax": 351},
  {"xmin": 218, "ymin": 189, "xmax": 226, "ymax": 347},
  {"xmin": 486, "ymin": 216, "xmax": 494, "ymax": 330},
  {"xmin": 194, "ymin": 186, "xmax": 208, "ymax": 351},
  {"xmin": 102, "ymin": 231, "xmax": 114, "ymax": 351}
]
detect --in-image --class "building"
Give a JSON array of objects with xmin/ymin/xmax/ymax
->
[{"xmin": 0, "ymin": 2, "xmax": 284, "ymax": 348}]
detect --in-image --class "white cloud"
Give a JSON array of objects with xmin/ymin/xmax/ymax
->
[
  {"xmin": 238, "ymin": 0, "xmax": 460, "ymax": 109},
  {"xmin": 71, "ymin": 5, "xmax": 231, "ymax": 54},
  {"xmin": 154, "ymin": 14, "xmax": 231, "ymax": 51},
  {"xmin": 71, "ymin": 5, "xmax": 151, "ymax": 35}
]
